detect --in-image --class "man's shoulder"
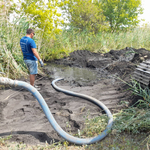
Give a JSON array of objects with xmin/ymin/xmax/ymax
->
[
  {"xmin": 20, "ymin": 36, "xmax": 35, "ymax": 43},
  {"xmin": 20, "ymin": 36, "xmax": 29, "ymax": 41},
  {"xmin": 27, "ymin": 37, "xmax": 35, "ymax": 43}
]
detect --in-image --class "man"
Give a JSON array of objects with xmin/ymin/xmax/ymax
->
[{"xmin": 20, "ymin": 28, "xmax": 43, "ymax": 86}]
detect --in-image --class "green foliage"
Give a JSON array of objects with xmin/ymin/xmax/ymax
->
[
  {"xmin": 0, "ymin": 135, "xmax": 12, "ymax": 146},
  {"xmin": 86, "ymin": 133, "xmax": 147, "ymax": 150},
  {"xmin": 109, "ymin": 78, "xmax": 150, "ymax": 134},
  {"xmin": 113, "ymin": 107, "xmax": 150, "ymax": 134},
  {"xmin": 120, "ymin": 78, "xmax": 150, "ymax": 108},
  {"xmin": 0, "ymin": 15, "xmax": 29, "ymax": 78},
  {"xmin": 48, "ymin": 26, "xmax": 150, "ymax": 56},
  {"xmin": 100, "ymin": 0, "xmax": 143, "ymax": 31},
  {"xmin": 61, "ymin": 0, "xmax": 109, "ymax": 33},
  {"xmin": 0, "ymin": 0, "xmax": 16, "ymax": 16},
  {"xmin": 19, "ymin": 0, "xmax": 63, "ymax": 39},
  {"xmin": 42, "ymin": 48, "xmax": 69, "ymax": 61},
  {"xmin": 61, "ymin": 0, "xmax": 143, "ymax": 32},
  {"xmin": 129, "ymin": 80, "xmax": 150, "ymax": 108},
  {"xmin": 80, "ymin": 115, "xmax": 108, "ymax": 137}
]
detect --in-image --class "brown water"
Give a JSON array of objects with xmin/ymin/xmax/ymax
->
[{"xmin": 45, "ymin": 63, "xmax": 100, "ymax": 83}]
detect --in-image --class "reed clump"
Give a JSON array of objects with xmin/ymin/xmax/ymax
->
[
  {"xmin": 53, "ymin": 25, "xmax": 150, "ymax": 53},
  {"xmin": 0, "ymin": 14, "xmax": 29, "ymax": 78}
]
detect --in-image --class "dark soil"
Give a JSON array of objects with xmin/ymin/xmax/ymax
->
[{"xmin": 0, "ymin": 47, "xmax": 150, "ymax": 146}]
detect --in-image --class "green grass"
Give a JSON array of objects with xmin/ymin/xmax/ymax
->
[
  {"xmin": 0, "ymin": 133, "xmax": 149, "ymax": 150},
  {"xmin": 51, "ymin": 25, "xmax": 150, "ymax": 54}
]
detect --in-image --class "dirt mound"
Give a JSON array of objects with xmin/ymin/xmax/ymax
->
[
  {"xmin": 55, "ymin": 47, "xmax": 150, "ymax": 78},
  {"xmin": 55, "ymin": 49, "xmax": 112, "ymax": 68},
  {"xmin": 1, "ymin": 47, "xmax": 150, "ymax": 146}
]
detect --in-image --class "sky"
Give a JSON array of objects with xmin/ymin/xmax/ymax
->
[{"xmin": 139, "ymin": 0, "xmax": 150, "ymax": 25}]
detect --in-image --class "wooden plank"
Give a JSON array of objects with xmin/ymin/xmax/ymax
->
[
  {"xmin": 139, "ymin": 63, "xmax": 150, "ymax": 68},
  {"xmin": 136, "ymin": 68, "xmax": 150, "ymax": 75},
  {"xmin": 138, "ymin": 65, "xmax": 150, "ymax": 72},
  {"xmin": 134, "ymin": 71, "xmax": 150, "ymax": 79},
  {"xmin": 135, "ymin": 70, "xmax": 150, "ymax": 77},
  {"xmin": 132, "ymin": 77, "xmax": 149, "ymax": 85},
  {"xmin": 133, "ymin": 74, "xmax": 149, "ymax": 83},
  {"xmin": 144, "ymin": 60, "xmax": 150, "ymax": 64}
]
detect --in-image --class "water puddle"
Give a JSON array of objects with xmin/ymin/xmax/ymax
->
[{"xmin": 45, "ymin": 63, "xmax": 99, "ymax": 83}]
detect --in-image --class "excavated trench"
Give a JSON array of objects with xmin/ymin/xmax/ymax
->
[{"xmin": 0, "ymin": 47, "xmax": 150, "ymax": 145}]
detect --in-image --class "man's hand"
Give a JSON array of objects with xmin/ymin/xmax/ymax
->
[{"xmin": 39, "ymin": 59, "xmax": 44, "ymax": 67}]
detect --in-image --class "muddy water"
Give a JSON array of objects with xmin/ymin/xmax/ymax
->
[{"xmin": 45, "ymin": 63, "xmax": 100, "ymax": 83}]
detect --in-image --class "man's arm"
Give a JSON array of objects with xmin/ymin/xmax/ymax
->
[
  {"xmin": 31, "ymin": 48, "xmax": 41, "ymax": 60},
  {"xmin": 32, "ymin": 48, "xmax": 44, "ymax": 67}
]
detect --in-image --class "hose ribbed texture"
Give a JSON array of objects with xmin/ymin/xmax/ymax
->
[{"xmin": 0, "ymin": 77, "xmax": 113, "ymax": 145}]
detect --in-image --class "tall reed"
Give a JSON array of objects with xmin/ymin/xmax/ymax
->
[
  {"xmin": 0, "ymin": 15, "xmax": 29, "ymax": 79},
  {"xmin": 48, "ymin": 25, "xmax": 150, "ymax": 56}
]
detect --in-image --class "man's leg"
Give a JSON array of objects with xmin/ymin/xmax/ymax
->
[
  {"xmin": 24, "ymin": 60, "xmax": 38, "ymax": 86},
  {"xmin": 30, "ymin": 74, "xmax": 36, "ymax": 86}
]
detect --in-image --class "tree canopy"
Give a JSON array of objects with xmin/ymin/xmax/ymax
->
[
  {"xmin": 61, "ymin": 0, "xmax": 109, "ymax": 33},
  {"xmin": 61, "ymin": 0, "xmax": 143, "ymax": 32},
  {"xmin": 100, "ymin": 0, "xmax": 143, "ymax": 31},
  {"xmin": 19, "ymin": 0, "xmax": 64, "ymax": 38},
  {"xmin": 8, "ymin": 0, "xmax": 144, "ymax": 34}
]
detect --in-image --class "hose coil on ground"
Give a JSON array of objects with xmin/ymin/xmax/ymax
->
[{"xmin": 0, "ymin": 77, "xmax": 113, "ymax": 145}]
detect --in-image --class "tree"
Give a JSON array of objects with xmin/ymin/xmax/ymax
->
[
  {"xmin": 99, "ymin": 0, "xmax": 143, "ymax": 31},
  {"xmin": 61, "ymin": 0, "xmax": 109, "ymax": 33},
  {"xmin": 19, "ymin": 0, "xmax": 63, "ymax": 39}
]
